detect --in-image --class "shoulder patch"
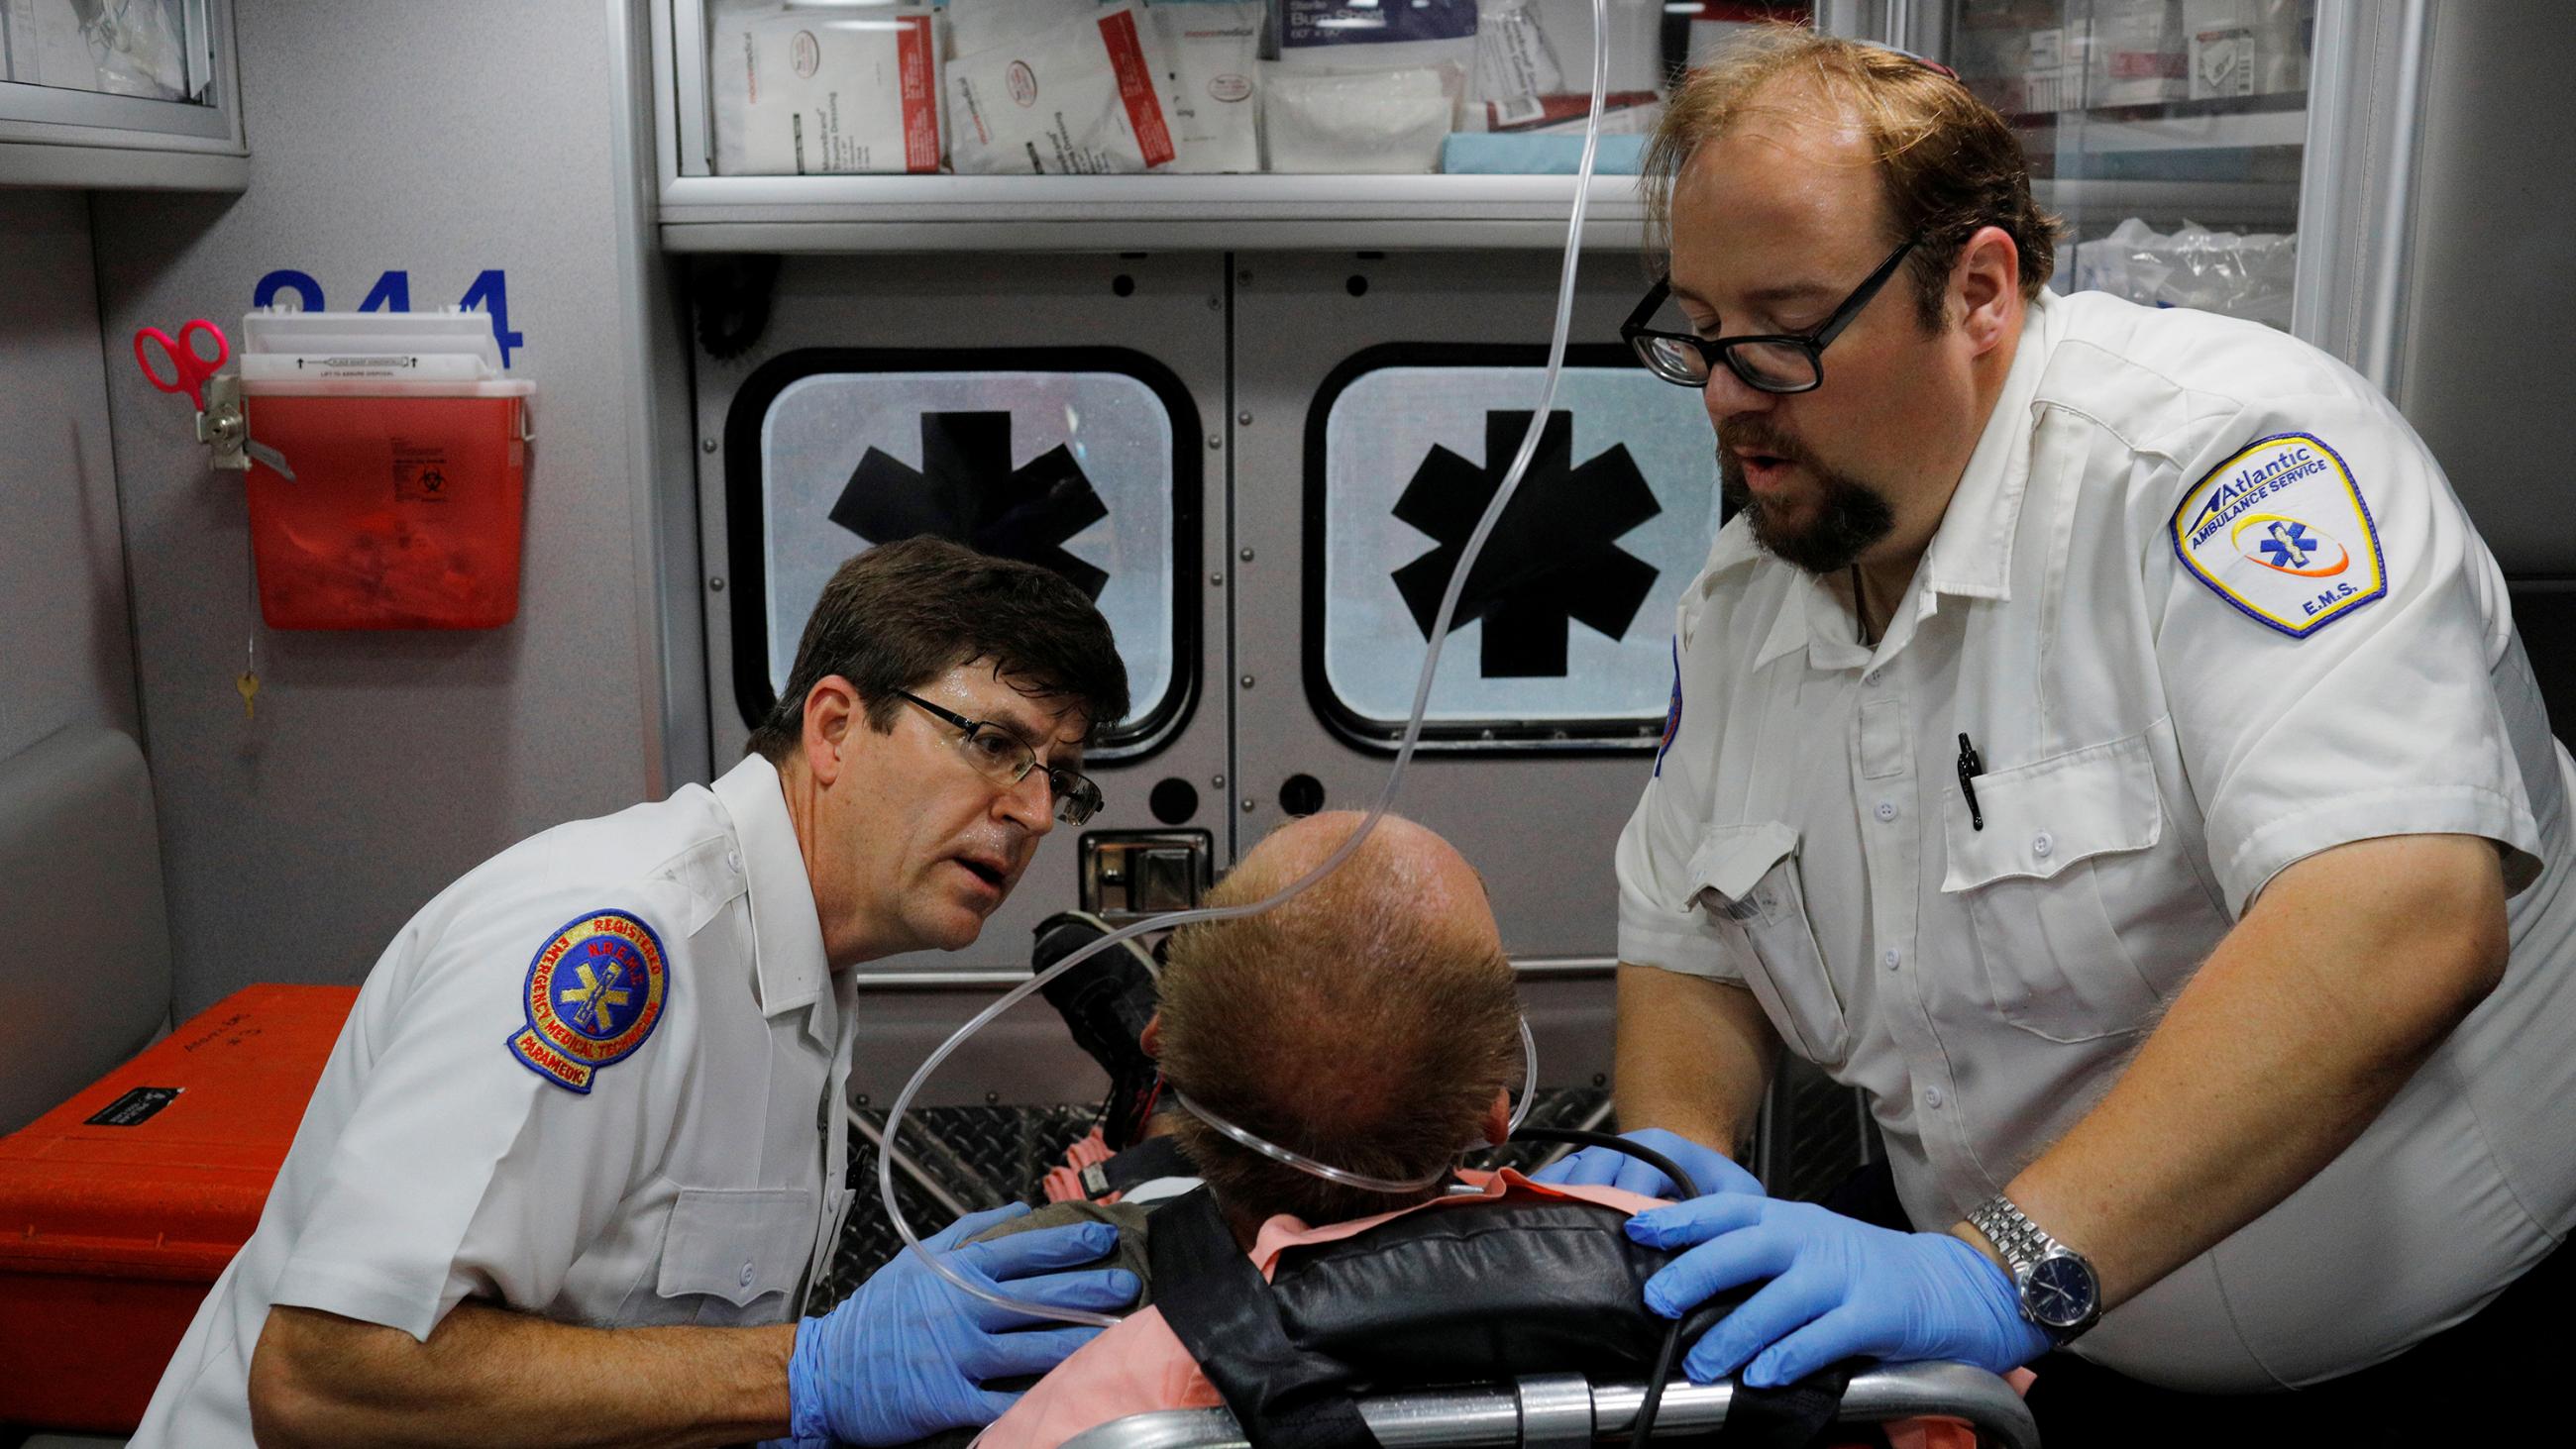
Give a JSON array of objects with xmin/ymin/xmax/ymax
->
[
  {"xmin": 1655, "ymin": 637, "xmax": 1682, "ymax": 777},
  {"xmin": 2170, "ymin": 432, "xmax": 2385, "ymax": 638},
  {"xmin": 508, "ymin": 909, "xmax": 670, "ymax": 1093}
]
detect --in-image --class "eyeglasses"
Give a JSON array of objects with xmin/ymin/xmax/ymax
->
[
  {"xmin": 1622, "ymin": 233, "xmax": 1922, "ymax": 394},
  {"xmin": 896, "ymin": 690, "xmax": 1105, "ymax": 826}
]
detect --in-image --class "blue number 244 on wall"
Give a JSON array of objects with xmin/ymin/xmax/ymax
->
[{"xmin": 251, "ymin": 268, "xmax": 524, "ymax": 367}]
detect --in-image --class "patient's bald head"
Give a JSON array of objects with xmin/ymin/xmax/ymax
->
[{"xmin": 1153, "ymin": 812, "xmax": 1521, "ymax": 1230}]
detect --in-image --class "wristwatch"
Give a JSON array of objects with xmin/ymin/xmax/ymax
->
[{"xmin": 1965, "ymin": 1195, "xmax": 2102, "ymax": 1341}]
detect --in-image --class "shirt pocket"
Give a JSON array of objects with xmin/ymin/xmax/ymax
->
[
  {"xmin": 1687, "ymin": 821, "xmax": 1852, "ymax": 1067},
  {"xmin": 655, "ymin": 1187, "xmax": 817, "ymax": 1325},
  {"xmin": 1941, "ymin": 727, "xmax": 2203, "ymax": 1043}
]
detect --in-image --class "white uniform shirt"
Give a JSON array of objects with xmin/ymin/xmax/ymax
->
[
  {"xmin": 134, "ymin": 755, "xmax": 858, "ymax": 1447},
  {"xmin": 1618, "ymin": 289, "xmax": 2576, "ymax": 1392}
]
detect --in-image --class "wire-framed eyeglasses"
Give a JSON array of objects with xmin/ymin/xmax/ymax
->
[
  {"xmin": 896, "ymin": 690, "xmax": 1104, "ymax": 826},
  {"xmin": 1622, "ymin": 233, "xmax": 1923, "ymax": 394}
]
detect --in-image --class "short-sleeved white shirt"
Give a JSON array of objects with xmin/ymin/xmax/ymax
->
[
  {"xmin": 133, "ymin": 755, "xmax": 858, "ymax": 1448},
  {"xmin": 1618, "ymin": 290, "xmax": 2576, "ymax": 1392}
]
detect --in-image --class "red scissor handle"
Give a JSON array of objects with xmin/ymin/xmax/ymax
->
[{"xmin": 133, "ymin": 319, "xmax": 230, "ymax": 412}]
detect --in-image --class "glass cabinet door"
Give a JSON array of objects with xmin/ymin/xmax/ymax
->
[
  {"xmin": 3, "ymin": 0, "xmax": 216, "ymax": 105},
  {"xmin": 1942, "ymin": 0, "xmax": 2310, "ymax": 330}
]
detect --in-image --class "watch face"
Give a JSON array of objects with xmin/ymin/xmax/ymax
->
[{"xmin": 2026, "ymin": 1253, "xmax": 2099, "ymax": 1330}]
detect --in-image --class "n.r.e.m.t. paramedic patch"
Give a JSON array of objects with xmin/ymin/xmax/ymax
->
[{"xmin": 2171, "ymin": 433, "xmax": 2386, "ymax": 638}]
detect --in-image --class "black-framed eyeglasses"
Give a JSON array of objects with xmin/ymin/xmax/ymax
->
[
  {"xmin": 896, "ymin": 690, "xmax": 1105, "ymax": 826},
  {"xmin": 1622, "ymin": 233, "xmax": 1922, "ymax": 394}
]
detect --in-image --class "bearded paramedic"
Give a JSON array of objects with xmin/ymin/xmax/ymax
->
[{"xmin": 1549, "ymin": 27, "xmax": 2576, "ymax": 1443}]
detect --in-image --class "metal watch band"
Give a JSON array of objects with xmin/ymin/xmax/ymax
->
[{"xmin": 1967, "ymin": 1195, "xmax": 2057, "ymax": 1277}]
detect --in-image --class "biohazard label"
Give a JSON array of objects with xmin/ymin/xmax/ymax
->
[
  {"xmin": 2171, "ymin": 433, "xmax": 2386, "ymax": 638},
  {"xmin": 392, "ymin": 438, "xmax": 452, "ymax": 503}
]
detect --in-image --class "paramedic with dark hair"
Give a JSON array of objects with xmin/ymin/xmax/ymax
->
[
  {"xmin": 1541, "ymin": 27, "xmax": 2576, "ymax": 1442},
  {"xmin": 133, "ymin": 537, "xmax": 1141, "ymax": 1449}
]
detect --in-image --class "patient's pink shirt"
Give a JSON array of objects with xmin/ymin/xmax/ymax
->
[{"xmin": 981, "ymin": 1169, "xmax": 1658, "ymax": 1449}]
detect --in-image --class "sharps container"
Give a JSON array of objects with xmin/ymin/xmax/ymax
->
[
  {"xmin": 237, "ymin": 307, "xmax": 534, "ymax": 629},
  {"xmin": 0, "ymin": 984, "xmax": 359, "ymax": 1431}
]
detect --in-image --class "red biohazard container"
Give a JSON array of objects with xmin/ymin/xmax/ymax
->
[
  {"xmin": 237, "ymin": 307, "xmax": 534, "ymax": 630},
  {"xmin": 0, "ymin": 983, "xmax": 358, "ymax": 1432}
]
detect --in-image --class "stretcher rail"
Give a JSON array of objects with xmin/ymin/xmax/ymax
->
[{"xmin": 1059, "ymin": 1362, "xmax": 2038, "ymax": 1449}]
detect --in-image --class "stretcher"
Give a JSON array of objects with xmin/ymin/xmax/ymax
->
[{"xmin": 1060, "ymin": 1362, "xmax": 2040, "ymax": 1449}]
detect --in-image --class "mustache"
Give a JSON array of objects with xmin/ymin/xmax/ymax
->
[{"xmin": 1716, "ymin": 418, "xmax": 1808, "ymax": 466}]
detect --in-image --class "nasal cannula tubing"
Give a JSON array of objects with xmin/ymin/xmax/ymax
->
[{"xmin": 870, "ymin": 0, "xmax": 1617, "ymax": 1330}]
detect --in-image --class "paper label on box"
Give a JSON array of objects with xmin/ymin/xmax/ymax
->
[
  {"xmin": 2191, "ymin": 26, "xmax": 2256, "ymax": 97},
  {"xmin": 1476, "ymin": 5, "xmax": 1560, "ymax": 128}
]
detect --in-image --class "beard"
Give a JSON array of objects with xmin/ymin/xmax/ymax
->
[{"xmin": 1717, "ymin": 419, "xmax": 1896, "ymax": 575}]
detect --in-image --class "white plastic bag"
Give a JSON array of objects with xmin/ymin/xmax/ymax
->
[
  {"xmin": 711, "ymin": 2, "xmax": 941, "ymax": 175},
  {"xmin": 1262, "ymin": 62, "xmax": 1459, "ymax": 173},
  {"xmin": 948, "ymin": 2, "xmax": 1178, "ymax": 174},
  {"xmin": 2075, "ymin": 217, "xmax": 2297, "ymax": 330}
]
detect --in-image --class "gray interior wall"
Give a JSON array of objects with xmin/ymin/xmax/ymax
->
[
  {"xmin": 0, "ymin": 191, "xmax": 138, "ymax": 763},
  {"xmin": 89, "ymin": 1, "xmax": 664, "ymax": 1017},
  {"xmin": 2399, "ymin": 0, "xmax": 2576, "ymax": 573}
]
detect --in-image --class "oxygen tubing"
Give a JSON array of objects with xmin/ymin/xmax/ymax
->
[{"xmin": 872, "ymin": 0, "xmax": 1618, "ymax": 1331}]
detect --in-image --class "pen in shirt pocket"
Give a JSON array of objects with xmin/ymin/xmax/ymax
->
[{"xmin": 1956, "ymin": 732, "xmax": 1985, "ymax": 831}]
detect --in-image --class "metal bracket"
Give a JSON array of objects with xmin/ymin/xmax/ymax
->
[
  {"xmin": 1513, "ymin": 1375, "xmax": 1594, "ymax": 1449},
  {"xmin": 194, "ymin": 373, "xmax": 296, "ymax": 479}
]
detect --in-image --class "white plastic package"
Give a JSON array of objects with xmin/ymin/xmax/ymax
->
[
  {"xmin": 1140, "ymin": 1, "xmax": 1261, "ymax": 173},
  {"xmin": 1262, "ymin": 62, "xmax": 1459, "ymax": 174},
  {"xmin": 942, "ymin": 0, "xmax": 1097, "ymax": 62},
  {"xmin": 948, "ymin": 2, "xmax": 1177, "ymax": 174},
  {"xmin": 710, "ymin": 2, "xmax": 941, "ymax": 175},
  {"xmin": 2075, "ymin": 217, "xmax": 2298, "ymax": 330}
]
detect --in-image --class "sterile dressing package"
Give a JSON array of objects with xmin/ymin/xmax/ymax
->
[
  {"xmin": 1139, "ymin": 0, "xmax": 1262, "ymax": 173},
  {"xmin": 710, "ymin": 1, "xmax": 941, "ymax": 174},
  {"xmin": 947, "ymin": 1, "xmax": 1177, "ymax": 174}
]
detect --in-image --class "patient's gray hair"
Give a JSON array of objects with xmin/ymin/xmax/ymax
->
[{"xmin": 1153, "ymin": 812, "xmax": 1521, "ymax": 1227}]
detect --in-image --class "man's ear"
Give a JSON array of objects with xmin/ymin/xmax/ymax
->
[
  {"xmin": 1952, "ymin": 222, "xmax": 2023, "ymax": 356},
  {"xmin": 801, "ymin": 676, "xmax": 863, "ymax": 785},
  {"xmin": 1480, "ymin": 1089, "xmax": 1512, "ymax": 1147},
  {"xmin": 1140, "ymin": 1012, "xmax": 1162, "ymax": 1059}
]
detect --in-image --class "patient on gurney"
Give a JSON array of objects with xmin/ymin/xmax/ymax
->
[{"xmin": 981, "ymin": 811, "xmax": 1669, "ymax": 1449}]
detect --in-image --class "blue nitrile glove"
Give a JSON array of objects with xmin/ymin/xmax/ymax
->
[
  {"xmin": 1531, "ymin": 1127, "xmax": 1765, "ymax": 1200},
  {"xmin": 784, "ymin": 1201, "xmax": 1140, "ymax": 1447},
  {"xmin": 1627, "ymin": 1195, "xmax": 2052, "ymax": 1388}
]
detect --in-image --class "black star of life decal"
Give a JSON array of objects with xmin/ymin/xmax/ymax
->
[
  {"xmin": 1390, "ymin": 409, "xmax": 1662, "ymax": 677},
  {"xmin": 829, "ymin": 410, "xmax": 1111, "ymax": 598}
]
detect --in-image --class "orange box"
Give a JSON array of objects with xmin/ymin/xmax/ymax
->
[
  {"xmin": 0, "ymin": 983, "xmax": 357, "ymax": 1432},
  {"xmin": 243, "ymin": 390, "xmax": 530, "ymax": 630}
]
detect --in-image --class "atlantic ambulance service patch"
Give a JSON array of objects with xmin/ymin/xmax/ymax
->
[
  {"xmin": 2171, "ymin": 433, "xmax": 2385, "ymax": 639},
  {"xmin": 509, "ymin": 909, "xmax": 669, "ymax": 1093}
]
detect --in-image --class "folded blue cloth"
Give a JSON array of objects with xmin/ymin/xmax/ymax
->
[{"xmin": 1441, "ymin": 132, "xmax": 1649, "ymax": 175}]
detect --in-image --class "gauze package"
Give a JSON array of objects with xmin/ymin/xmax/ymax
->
[
  {"xmin": 1140, "ymin": 0, "xmax": 1261, "ymax": 173},
  {"xmin": 948, "ymin": 2, "xmax": 1177, "ymax": 173},
  {"xmin": 710, "ymin": 2, "xmax": 940, "ymax": 174},
  {"xmin": 943, "ymin": 0, "xmax": 1097, "ymax": 62},
  {"xmin": 1262, "ymin": 62, "xmax": 1458, "ymax": 173}
]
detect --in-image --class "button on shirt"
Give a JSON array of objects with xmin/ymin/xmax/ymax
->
[
  {"xmin": 1618, "ymin": 290, "xmax": 2576, "ymax": 1391},
  {"xmin": 134, "ymin": 755, "xmax": 858, "ymax": 1448}
]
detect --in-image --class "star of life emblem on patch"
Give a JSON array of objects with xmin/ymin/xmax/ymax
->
[
  {"xmin": 2170, "ymin": 432, "xmax": 2385, "ymax": 638},
  {"xmin": 508, "ymin": 909, "xmax": 670, "ymax": 1093}
]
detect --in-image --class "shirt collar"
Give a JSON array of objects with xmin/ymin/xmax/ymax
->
[
  {"xmin": 1919, "ymin": 287, "xmax": 2063, "ymax": 602},
  {"xmin": 710, "ymin": 753, "xmax": 834, "ymax": 1042}
]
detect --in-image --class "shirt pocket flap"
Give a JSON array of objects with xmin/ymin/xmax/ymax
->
[
  {"xmin": 1685, "ymin": 820, "xmax": 1802, "ymax": 915},
  {"xmin": 656, "ymin": 1187, "xmax": 813, "ymax": 1307},
  {"xmin": 1944, "ymin": 730, "xmax": 2163, "ymax": 891}
]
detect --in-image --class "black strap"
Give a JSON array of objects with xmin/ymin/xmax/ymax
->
[
  {"xmin": 1081, "ymin": 1134, "xmax": 1194, "ymax": 1201},
  {"xmin": 1145, "ymin": 1188, "xmax": 1380, "ymax": 1449}
]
